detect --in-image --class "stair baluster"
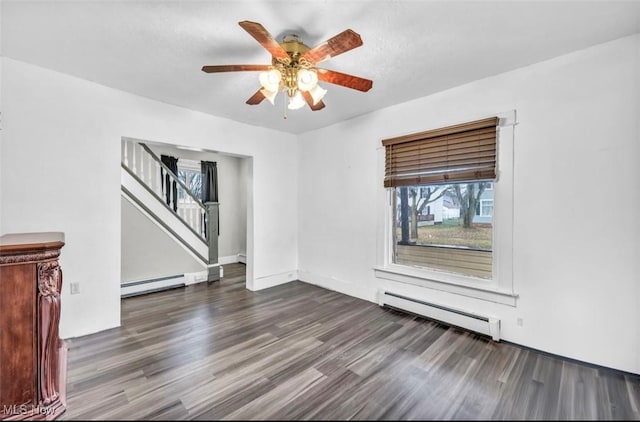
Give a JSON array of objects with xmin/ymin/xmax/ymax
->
[
  {"xmin": 155, "ymin": 161, "xmax": 162, "ymax": 197},
  {"xmin": 132, "ymin": 142, "xmax": 137, "ymax": 174},
  {"xmin": 123, "ymin": 139, "xmax": 129, "ymax": 167},
  {"xmin": 139, "ymin": 146, "xmax": 144, "ymax": 182}
]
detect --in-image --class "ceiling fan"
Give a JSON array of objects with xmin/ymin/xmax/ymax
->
[{"xmin": 201, "ymin": 21, "xmax": 373, "ymax": 113}]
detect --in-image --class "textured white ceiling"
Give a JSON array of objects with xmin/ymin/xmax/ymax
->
[{"xmin": 2, "ymin": 1, "xmax": 639, "ymax": 134}]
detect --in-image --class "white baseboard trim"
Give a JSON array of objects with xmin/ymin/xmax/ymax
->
[
  {"xmin": 250, "ymin": 269, "xmax": 298, "ymax": 291},
  {"xmin": 218, "ymin": 254, "xmax": 248, "ymax": 265},
  {"xmin": 219, "ymin": 254, "xmax": 239, "ymax": 265},
  {"xmin": 297, "ymin": 270, "xmax": 377, "ymax": 303},
  {"xmin": 121, "ymin": 275, "xmax": 185, "ymax": 297}
]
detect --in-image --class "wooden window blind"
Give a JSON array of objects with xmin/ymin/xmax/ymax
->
[{"xmin": 383, "ymin": 117, "xmax": 499, "ymax": 187}]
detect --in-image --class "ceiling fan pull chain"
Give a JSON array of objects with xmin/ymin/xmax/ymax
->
[{"xmin": 283, "ymin": 94, "xmax": 288, "ymax": 120}]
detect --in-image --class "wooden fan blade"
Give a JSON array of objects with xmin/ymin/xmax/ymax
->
[
  {"xmin": 302, "ymin": 91, "xmax": 326, "ymax": 111},
  {"xmin": 303, "ymin": 29, "xmax": 363, "ymax": 64},
  {"xmin": 246, "ymin": 89, "xmax": 265, "ymax": 105},
  {"xmin": 317, "ymin": 69, "xmax": 373, "ymax": 92},
  {"xmin": 239, "ymin": 21, "xmax": 290, "ymax": 61},
  {"xmin": 201, "ymin": 64, "xmax": 271, "ymax": 73}
]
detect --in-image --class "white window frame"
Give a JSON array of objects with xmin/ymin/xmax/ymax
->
[
  {"xmin": 478, "ymin": 198, "xmax": 494, "ymax": 217},
  {"xmin": 374, "ymin": 110, "xmax": 518, "ymax": 306},
  {"xmin": 177, "ymin": 158, "xmax": 201, "ymax": 173}
]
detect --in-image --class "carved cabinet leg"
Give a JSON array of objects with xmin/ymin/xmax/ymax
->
[{"xmin": 36, "ymin": 261, "xmax": 64, "ymax": 418}]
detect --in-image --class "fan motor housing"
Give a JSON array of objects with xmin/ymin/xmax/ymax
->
[{"xmin": 275, "ymin": 34, "xmax": 310, "ymax": 63}]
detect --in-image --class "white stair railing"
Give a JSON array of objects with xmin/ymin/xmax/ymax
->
[{"xmin": 121, "ymin": 139, "xmax": 207, "ymax": 241}]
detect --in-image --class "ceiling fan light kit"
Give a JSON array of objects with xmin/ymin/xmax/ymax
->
[{"xmin": 201, "ymin": 20, "xmax": 373, "ymax": 115}]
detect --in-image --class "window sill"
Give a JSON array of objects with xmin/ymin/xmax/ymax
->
[{"xmin": 374, "ymin": 265, "xmax": 518, "ymax": 306}]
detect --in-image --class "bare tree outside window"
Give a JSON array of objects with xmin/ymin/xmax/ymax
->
[{"xmin": 395, "ymin": 182, "xmax": 493, "ymax": 251}]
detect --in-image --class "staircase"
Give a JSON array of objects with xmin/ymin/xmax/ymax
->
[{"xmin": 120, "ymin": 139, "xmax": 220, "ymax": 296}]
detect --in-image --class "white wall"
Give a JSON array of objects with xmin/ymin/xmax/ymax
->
[
  {"xmin": 146, "ymin": 143, "xmax": 247, "ymax": 262},
  {"xmin": 0, "ymin": 57, "xmax": 298, "ymax": 339},
  {"xmin": 297, "ymin": 35, "xmax": 640, "ymax": 374},
  {"xmin": 238, "ymin": 157, "xmax": 249, "ymax": 256}
]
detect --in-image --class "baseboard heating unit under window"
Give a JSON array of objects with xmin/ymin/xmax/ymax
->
[{"xmin": 378, "ymin": 290, "xmax": 500, "ymax": 341}]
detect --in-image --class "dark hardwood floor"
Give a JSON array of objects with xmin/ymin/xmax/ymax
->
[{"xmin": 61, "ymin": 263, "xmax": 640, "ymax": 420}]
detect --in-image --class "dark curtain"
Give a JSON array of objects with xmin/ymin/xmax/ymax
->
[
  {"xmin": 160, "ymin": 154, "xmax": 179, "ymax": 212},
  {"xmin": 201, "ymin": 161, "xmax": 219, "ymax": 235},
  {"xmin": 201, "ymin": 161, "xmax": 218, "ymax": 202}
]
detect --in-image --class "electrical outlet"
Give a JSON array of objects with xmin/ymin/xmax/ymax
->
[
  {"xmin": 517, "ymin": 317, "xmax": 524, "ymax": 327},
  {"xmin": 70, "ymin": 282, "xmax": 80, "ymax": 295}
]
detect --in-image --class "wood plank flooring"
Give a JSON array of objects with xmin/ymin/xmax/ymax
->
[{"xmin": 61, "ymin": 264, "xmax": 640, "ymax": 420}]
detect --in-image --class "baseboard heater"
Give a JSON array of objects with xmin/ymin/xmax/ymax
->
[
  {"xmin": 378, "ymin": 290, "xmax": 500, "ymax": 341},
  {"xmin": 121, "ymin": 275, "xmax": 185, "ymax": 298}
]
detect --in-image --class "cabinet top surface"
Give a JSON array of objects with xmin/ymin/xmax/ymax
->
[{"xmin": 0, "ymin": 232, "xmax": 65, "ymax": 254}]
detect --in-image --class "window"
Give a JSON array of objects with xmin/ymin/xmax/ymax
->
[
  {"xmin": 393, "ymin": 182, "xmax": 493, "ymax": 279},
  {"xmin": 383, "ymin": 117, "xmax": 498, "ymax": 280},
  {"xmin": 375, "ymin": 110, "xmax": 517, "ymax": 306},
  {"xmin": 478, "ymin": 199, "xmax": 493, "ymax": 217},
  {"xmin": 177, "ymin": 169, "xmax": 202, "ymax": 200},
  {"xmin": 176, "ymin": 159, "xmax": 202, "ymax": 202}
]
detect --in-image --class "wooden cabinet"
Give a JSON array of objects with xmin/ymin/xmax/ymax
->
[{"xmin": 0, "ymin": 233, "xmax": 67, "ymax": 420}]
